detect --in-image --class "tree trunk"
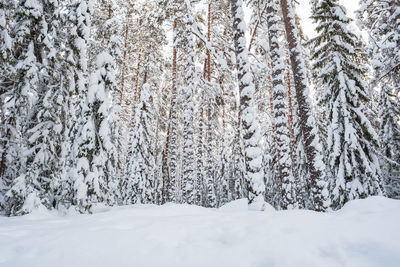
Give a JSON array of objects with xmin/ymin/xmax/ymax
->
[
  {"xmin": 207, "ymin": 3, "xmax": 211, "ymax": 82},
  {"xmin": 120, "ymin": 10, "xmax": 132, "ymax": 105},
  {"xmin": 165, "ymin": 17, "xmax": 179, "ymax": 203},
  {"xmin": 280, "ymin": 0, "xmax": 329, "ymax": 211},
  {"xmin": 130, "ymin": 51, "xmax": 142, "ymax": 128},
  {"xmin": 266, "ymin": 0, "xmax": 296, "ymax": 209},
  {"xmin": 182, "ymin": 0, "xmax": 196, "ymax": 204},
  {"xmin": 230, "ymin": 0, "xmax": 265, "ymax": 203},
  {"xmin": 285, "ymin": 58, "xmax": 296, "ymax": 172}
]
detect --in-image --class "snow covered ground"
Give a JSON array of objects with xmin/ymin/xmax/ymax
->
[{"xmin": 0, "ymin": 197, "xmax": 399, "ymax": 267}]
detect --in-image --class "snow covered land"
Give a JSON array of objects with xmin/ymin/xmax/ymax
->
[{"xmin": 1, "ymin": 196, "xmax": 399, "ymax": 267}]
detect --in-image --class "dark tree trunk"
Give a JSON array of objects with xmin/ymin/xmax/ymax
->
[{"xmin": 280, "ymin": 0, "xmax": 329, "ymax": 211}]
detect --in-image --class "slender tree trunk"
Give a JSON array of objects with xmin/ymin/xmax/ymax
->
[
  {"xmin": 161, "ymin": 127, "xmax": 171, "ymax": 204},
  {"xmin": 266, "ymin": 0, "xmax": 297, "ymax": 209},
  {"xmin": 280, "ymin": 0, "xmax": 329, "ymax": 211},
  {"xmin": 120, "ymin": 10, "xmax": 132, "ymax": 105},
  {"xmin": 182, "ymin": 0, "xmax": 196, "ymax": 204},
  {"xmin": 266, "ymin": 58, "xmax": 278, "ymax": 173},
  {"xmin": 207, "ymin": 3, "xmax": 211, "ymax": 82},
  {"xmin": 205, "ymin": 102, "xmax": 217, "ymax": 207},
  {"xmin": 248, "ymin": 4, "xmax": 267, "ymax": 52},
  {"xmin": 196, "ymin": 96, "xmax": 205, "ymax": 205},
  {"xmin": 130, "ymin": 51, "xmax": 143, "ymax": 127},
  {"xmin": 203, "ymin": 58, "xmax": 208, "ymax": 79},
  {"xmin": 285, "ymin": 59, "xmax": 296, "ymax": 171},
  {"xmin": 231, "ymin": 0, "xmax": 265, "ymax": 203},
  {"xmin": 165, "ymin": 17, "xmax": 179, "ymax": 203}
]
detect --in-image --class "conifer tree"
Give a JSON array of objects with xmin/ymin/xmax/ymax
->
[
  {"xmin": 195, "ymin": 94, "xmax": 205, "ymax": 205},
  {"xmin": 24, "ymin": 0, "xmax": 65, "ymax": 210},
  {"xmin": 0, "ymin": 0, "xmax": 15, "ymax": 211},
  {"xmin": 68, "ymin": 0, "xmax": 97, "ymax": 212},
  {"xmin": 85, "ymin": 40, "xmax": 120, "ymax": 207},
  {"xmin": 280, "ymin": 0, "xmax": 330, "ymax": 211},
  {"xmin": 56, "ymin": 0, "xmax": 88, "ymax": 209},
  {"xmin": 230, "ymin": 0, "xmax": 265, "ymax": 203},
  {"xmin": 230, "ymin": 116, "xmax": 246, "ymax": 200},
  {"xmin": 162, "ymin": 0, "xmax": 183, "ymax": 203},
  {"xmin": 123, "ymin": 0, "xmax": 166, "ymax": 205},
  {"xmin": 357, "ymin": 0, "xmax": 400, "ymax": 199},
  {"xmin": 310, "ymin": 0, "xmax": 384, "ymax": 209},
  {"xmin": 378, "ymin": 84, "xmax": 400, "ymax": 198},
  {"xmin": 2, "ymin": 0, "xmax": 49, "ymax": 215},
  {"xmin": 181, "ymin": 0, "xmax": 197, "ymax": 205},
  {"xmin": 265, "ymin": 0, "xmax": 297, "ymax": 209},
  {"xmin": 205, "ymin": 95, "xmax": 217, "ymax": 207},
  {"xmin": 123, "ymin": 82, "xmax": 155, "ymax": 204}
]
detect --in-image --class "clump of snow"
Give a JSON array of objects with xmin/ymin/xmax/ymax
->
[
  {"xmin": 248, "ymin": 195, "xmax": 276, "ymax": 212},
  {"xmin": 335, "ymin": 196, "xmax": 397, "ymax": 215},
  {"xmin": 218, "ymin": 198, "xmax": 248, "ymax": 211},
  {"xmin": 0, "ymin": 197, "xmax": 399, "ymax": 267}
]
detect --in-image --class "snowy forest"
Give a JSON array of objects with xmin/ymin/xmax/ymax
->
[{"xmin": 0, "ymin": 0, "xmax": 399, "ymax": 217}]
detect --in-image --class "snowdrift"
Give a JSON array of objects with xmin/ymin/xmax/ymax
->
[{"xmin": 0, "ymin": 196, "xmax": 399, "ymax": 267}]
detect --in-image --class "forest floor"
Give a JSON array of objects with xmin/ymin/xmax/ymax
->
[{"xmin": 0, "ymin": 196, "xmax": 399, "ymax": 267}]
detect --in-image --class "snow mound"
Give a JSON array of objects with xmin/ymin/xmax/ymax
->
[
  {"xmin": 218, "ymin": 198, "xmax": 248, "ymax": 211},
  {"xmin": 219, "ymin": 198, "xmax": 275, "ymax": 212},
  {"xmin": 337, "ymin": 196, "xmax": 398, "ymax": 215},
  {"xmin": 248, "ymin": 195, "xmax": 276, "ymax": 212},
  {"xmin": 0, "ymin": 197, "xmax": 399, "ymax": 267}
]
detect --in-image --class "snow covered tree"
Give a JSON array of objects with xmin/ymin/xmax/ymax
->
[
  {"xmin": 0, "ymin": 0, "xmax": 15, "ymax": 212},
  {"xmin": 204, "ymin": 92, "xmax": 217, "ymax": 208},
  {"xmin": 161, "ymin": 0, "xmax": 183, "ymax": 203},
  {"xmin": 230, "ymin": 112, "xmax": 246, "ymax": 200},
  {"xmin": 378, "ymin": 84, "xmax": 400, "ymax": 198},
  {"xmin": 67, "ymin": 0, "xmax": 100, "ymax": 212},
  {"xmin": 123, "ymin": 82, "xmax": 155, "ymax": 204},
  {"xmin": 357, "ymin": 0, "xmax": 400, "ymax": 199},
  {"xmin": 23, "ymin": 0, "xmax": 66, "ymax": 210},
  {"xmin": 195, "ymin": 93, "xmax": 205, "ymax": 205},
  {"xmin": 310, "ymin": 0, "xmax": 384, "ymax": 209},
  {"xmin": 230, "ymin": 0, "xmax": 265, "ymax": 203},
  {"xmin": 280, "ymin": 0, "xmax": 330, "ymax": 211},
  {"xmin": 2, "ymin": 0, "xmax": 51, "ymax": 215},
  {"xmin": 211, "ymin": 1, "xmax": 237, "ymax": 206},
  {"xmin": 265, "ymin": 0, "xmax": 297, "ymax": 209},
  {"xmin": 217, "ymin": 140, "xmax": 230, "ymax": 205},
  {"xmin": 83, "ymin": 39, "xmax": 120, "ymax": 207},
  {"xmin": 54, "ymin": 0, "xmax": 90, "ymax": 209},
  {"xmin": 123, "ymin": 1, "xmax": 166, "ymax": 205},
  {"xmin": 181, "ymin": 0, "xmax": 197, "ymax": 205}
]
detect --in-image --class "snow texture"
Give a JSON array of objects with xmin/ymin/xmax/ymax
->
[{"xmin": 0, "ymin": 197, "xmax": 399, "ymax": 267}]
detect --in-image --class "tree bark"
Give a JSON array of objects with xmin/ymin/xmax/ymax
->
[
  {"xmin": 280, "ymin": 0, "xmax": 329, "ymax": 211},
  {"xmin": 230, "ymin": 0, "xmax": 265, "ymax": 203}
]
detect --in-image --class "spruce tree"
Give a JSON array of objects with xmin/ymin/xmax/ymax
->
[
  {"xmin": 0, "ymin": 0, "xmax": 15, "ymax": 212},
  {"xmin": 68, "ymin": 0, "xmax": 97, "ymax": 212},
  {"xmin": 357, "ymin": 0, "xmax": 400, "ymax": 199},
  {"xmin": 123, "ymin": 82, "xmax": 155, "ymax": 204},
  {"xmin": 85, "ymin": 39, "xmax": 120, "ymax": 207},
  {"xmin": 24, "ymin": 0, "xmax": 65, "ymax": 210},
  {"xmin": 205, "ymin": 96, "xmax": 217, "ymax": 207},
  {"xmin": 280, "ymin": 0, "xmax": 330, "ymax": 211},
  {"xmin": 181, "ymin": 0, "xmax": 197, "ymax": 205},
  {"xmin": 3, "ymin": 0, "xmax": 46, "ymax": 215},
  {"xmin": 310, "ymin": 0, "xmax": 384, "ymax": 209},
  {"xmin": 163, "ymin": 0, "xmax": 183, "ymax": 203}
]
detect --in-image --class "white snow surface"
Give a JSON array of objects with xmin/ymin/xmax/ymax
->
[{"xmin": 1, "ymin": 197, "xmax": 399, "ymax": 267}]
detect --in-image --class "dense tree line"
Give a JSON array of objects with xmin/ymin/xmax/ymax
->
[{"xmin": 0, "ymin": 0, "xmax": 399, "ymax": 216}]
